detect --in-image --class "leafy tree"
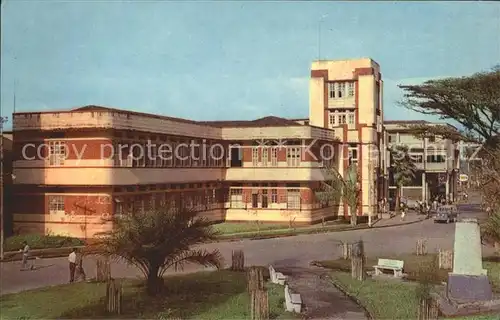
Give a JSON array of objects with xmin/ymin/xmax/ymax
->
[
  {"xmin": 399, "ymin": 67, "xmax": 499, "ymax": 144},
  {"xmin": 399, "ymin": 66, "xmax": 500, "ymax": 247},
  {"xmin": 317, "ymin": 163, "xmax": 360, "ymax": 226},
  {"xmin": 94, "ymin": 207, "xmax": 223, "ymax": 295},
  {"xmin": 480, "ymin": 211, "xmax": 500, "ymax": 254},
  {"xmin": 390, "ymin": 145, "xmax": 417, "ymax": 212}
]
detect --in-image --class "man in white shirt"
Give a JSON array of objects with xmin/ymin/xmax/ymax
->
[
  {"xmin": 68, "ymin": 248, "xmax": 77, "ymax": 283},
  {"xmin": 20, "ymin": 241, "xmax": 34, "ymax": 271}
]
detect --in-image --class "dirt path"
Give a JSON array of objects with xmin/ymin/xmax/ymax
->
[{"xmin": 278, "ymin": 266, "xmax": 368, "ymax": 320}]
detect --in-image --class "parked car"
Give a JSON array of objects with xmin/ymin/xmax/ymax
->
[{"xmin": 434, "ymin": 205, "xmax": 459, "ymax": 223}]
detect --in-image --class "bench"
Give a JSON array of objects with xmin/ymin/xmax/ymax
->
[
  {"xmin": 373, "ymin": 258, "xmax": 404, "ymax": 277},
  {"xmin": 269, "ymin": 265, "xmax": 287, "ymax": 285},
  {"xmin": 284, "ymin": 284, "xmax": 302, "ymax": 313}
]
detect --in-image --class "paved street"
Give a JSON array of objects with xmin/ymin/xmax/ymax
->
[{"xmin": 1, "ymin": 201, "xmax": 492, "ymax": 296}]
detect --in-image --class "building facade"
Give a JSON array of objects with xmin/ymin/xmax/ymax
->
[
  {"xmin": 10, "ymin": 58, "xmax": 387, "ymax": 238},
  {"xmin": 308, "ymin": 58, "xmax": 386, "ymax": 217},
  {"xmin": 384, "ymin": 120, "xmax": 460, "ymax": 203}
]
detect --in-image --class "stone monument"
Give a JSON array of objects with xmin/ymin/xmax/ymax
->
[{"xmin": 447, "ymin": 219, "xmax": 493, "ymax": 303}]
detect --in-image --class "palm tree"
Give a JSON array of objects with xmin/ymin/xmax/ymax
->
[
  {"xmin": 318, "ymin": 163, "xmax": 360, "ymax": 226},
  {"xmin": 390, "ymin": 145, "xmax": 417, "ymax": 213},
  {"xmin": 94, "ymin": 206, "xmax": 224, "ymax": 295},
  {"xmin": 481, "ymin": 211, "xmax": 500, "ymax": 254}
]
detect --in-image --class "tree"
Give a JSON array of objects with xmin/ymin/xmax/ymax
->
[
  {"xmin": 317, "ymin": 163, "xmax": 360, "ymax": 226},
  {"xmin": 399, "ymin": 66, "xmax": 500, "ymax": 248},
  {"xmin": 390, "ymin": 145, "xmax": 417, "ymax": 213},
  {"xmin": 399, "ymin": 67, "xmax": 499, "ymax": 144},
  {"xmin": 94, "ymin": 206, "xmax": 224, "ymax": 295},
  {"xmin": 480, "ymin": 211, "xmax": 500, "ymax": 254}
]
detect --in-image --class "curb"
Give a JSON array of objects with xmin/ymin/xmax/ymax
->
[
  {"xmin": 327, "ymin": 274, "xmax": 374, "ymax": 320},
  {"xmin": 1, "ymin": 217, "xmax": 426, "ymax": 263}
]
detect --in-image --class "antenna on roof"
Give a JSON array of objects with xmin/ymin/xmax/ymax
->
[{"xmin": 13, "ymin": 79, "xmax": 17, "ymax": 113}]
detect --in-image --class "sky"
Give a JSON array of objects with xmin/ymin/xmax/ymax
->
[{"xmin": 1, "ymin": 1, "xmax": 499, "ymax": 130}]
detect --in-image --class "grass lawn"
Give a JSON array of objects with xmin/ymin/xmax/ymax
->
[
  {"xmin": 319, "ymin": 255, "xmax": 500, "ymax": 320},
  {"xmin": 5, "ymin": 234, "xmax": 85, "ymax": 251},
  {"xmin": 213, "ymin": 219, "xmax": 352, "ymax": 237},
  {"xmin": 213, "ymin": 222, "xmax": 291, "ymax": 235},
  {"xmin": 315, "ymin": 254, "xmax": 500, "ymax": 288},
  {"xmin": 0, "ymin": 270, "xmax": 299, "ymax": 320}
]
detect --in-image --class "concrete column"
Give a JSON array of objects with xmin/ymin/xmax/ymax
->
[
  {"xmin": 422, "ymin": 172, "xmax": 426, "ymax": 202},
  {"xmin": 445, "ymin": 172, "xmax": 450, "ymax": 201}
]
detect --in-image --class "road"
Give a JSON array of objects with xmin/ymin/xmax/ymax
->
[{"xmin": 0, "ymin": 202, "xmax": 493, "ymax": 296}]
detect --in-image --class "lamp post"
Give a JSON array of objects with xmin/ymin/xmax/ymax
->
[{"xmin": 0, "ymin": 116, "xmax": 8, "ymax": 260}]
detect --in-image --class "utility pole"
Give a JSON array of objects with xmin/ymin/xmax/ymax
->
[{"xmin": 0, "ymin": 115, "xmax": 8, "ymax": 260}]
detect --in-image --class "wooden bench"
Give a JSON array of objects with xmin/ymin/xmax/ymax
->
[
  {"xmin": 269, "ymin": 265, "xmax": 287, "ymax": 285},
  {"xmin": 284, "ymin": 284, "xmax": 302, "ymax": 313},
  {"xmin": 373, "ymin": 258, "xmax": 404, "ymax": 277}
]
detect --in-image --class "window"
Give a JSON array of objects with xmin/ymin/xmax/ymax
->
[
  {"xmin": 337, "ymin": 82, "xmax": 345, "ymax": 98},
  {"xmin": 348, "ymin": 112, "xmax": 355, "ymax": 124},
  {"xmin": 48, "ymin": 141, "xmax": 66, "ymax": 166},
  {"xmin": 286, "ymin": 189, "xmax": 301, "ymax": 209},
  {"xmin": 271, "ymin": 189, "xmax": 278, "ymax": 203},
  {"xmin": 347, "ymin": 82, "xmax": 355, "ymax": 97},
  {"xmin": 261, "ymin": 147, "xmax": 268, "ymax": 166},
  {"xmin": 427, "ymin": 154, "xmax": 446, "ymax": 163},
  {"xmin": 262, "ymin": 189, "xmax": 268, "ymax": 208},
  {"xmin": 328, "ymin": 83, "xmax": 336, "ymax": 99},
  {"xmin": 388, "ymin": 134, "xmax": 397, "ymax": 143},
  {"xmin": 330, "ymin": 110, "xmax": 355, "ymax": 126},
  {"xmin": 114, "ymin": 202, "xmax": 123, "ymax": 216},
  {"xmin": 348, "ymin": 145, "xmax": 358, "ymax": 165},
  {"xmin": 328, "ymin": 82, "xmax": 355, "ymax": 99},
  {"xmin": 230, "ymin": 188, "xmax": 244, "ymax": 208},
  {"xmin": 410, "ymin": 154, "xmax": 424, "ymax": 163},
  {"xmin": 287, "ymin": 147, "xmax": 301, "ymax": 167},
  {"xmin": 271, "ymin": 147, "xmax": 278, "ymax": 166},
  {"xmin": 252, "ymin": 147, "xmax": 259, "ymax": 166},
  {"xmin": 48, "ymin": 195, "xmax": 64, "ymax": 214},
  {"xmin": 329, "ymin": 113, "xmax": 336, "ymax": 127},
  {"xmin": 251, "ymin": 192, "xmax": 258, "ymax": 208}
]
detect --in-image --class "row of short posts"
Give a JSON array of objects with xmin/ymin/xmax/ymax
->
[{"xmin": 231, "ymin": 250, "xmax": 269, "ymax": 320}]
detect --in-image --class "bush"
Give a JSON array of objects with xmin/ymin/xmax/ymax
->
[{"xmin": 5, "ymin": 234, "xmax": 85, "ymax": 251}]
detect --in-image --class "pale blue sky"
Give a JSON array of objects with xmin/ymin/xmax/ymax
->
[{"xmin": 1, "ymin": 1, "xmax": 499, "ymax": 129}]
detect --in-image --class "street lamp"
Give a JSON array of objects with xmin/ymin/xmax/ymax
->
[{"xmin": 0, "ymin": 116, "xmax": 8, "ymax": 260}]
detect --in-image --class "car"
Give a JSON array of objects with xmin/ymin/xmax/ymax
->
[{"xmin": 434, "ymin": 205, "xmax": 459, "ymax": 223}]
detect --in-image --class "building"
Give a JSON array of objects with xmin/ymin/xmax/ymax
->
[
  {"xmin": 384, "ymin": 120, "xmax": 460, "ymax": 203},
  {"xmin": 11, "ymin": 58, "xmax": 386, "ymax": 238},
  {"xmin": 1, "ymin": 131, "xmax": 14, "ymax": 237},
  {"xmin": 308, "ymin": 58, "xmax": 386, "ymax": 217}
]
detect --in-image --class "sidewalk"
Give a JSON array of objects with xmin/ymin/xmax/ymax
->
[
  {"xmin": 1, "ymin": 214, "xmax": 426, "ymax": 263},
  {"xmin": 371, "ymin": 212, "xmax": 426, "ymax": 228}
]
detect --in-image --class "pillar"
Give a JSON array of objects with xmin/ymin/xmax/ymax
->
[
  {"xmin": 445, "ymin": 172, "xmax": 450, "ymax": 201},
  {"xmin": 422, "ymin": 172, "xmax": 426, "ymax": 202}
]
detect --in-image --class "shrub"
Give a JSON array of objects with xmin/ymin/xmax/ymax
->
[{"xmin": 5, "ymin": 234, "xmax": 85, "ymax": 251}]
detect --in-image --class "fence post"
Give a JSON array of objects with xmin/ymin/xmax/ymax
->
[
  {"xmin": 105, "ymin": 279, "xmax": 122, "ymax": 314},
  {"xmin": 416, "ymin": 239, "xmax": 427, "ymax": 256},
  {"xmin": 96, "ymin": 256, "xmax": 111, "ymax": 282},
  {"xmin": 231, "ymin": 250, "xmax": 245, "ymax": 271},
  {"xmin": 247, "ymin": 266, "xmax": 269, "ymax": 320},
  {"xmin": 350, "ymin": 240, "xmax": 366, "ymax": 281}
]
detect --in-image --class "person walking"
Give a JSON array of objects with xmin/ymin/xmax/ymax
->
[
  {"xmin": 400, "ymin": 202, "xmax": 406, "ymax": 221},
  {"xmin": 68, "ymin": 248, "xmax": 77, "ymax": 283},
  {"xmin": 75, "ymin": 248, "xmax": 86, "ymax": 282},
  {"xmin": 20, "ymin": 241, "xmax": 34, "ymax": 271}
]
